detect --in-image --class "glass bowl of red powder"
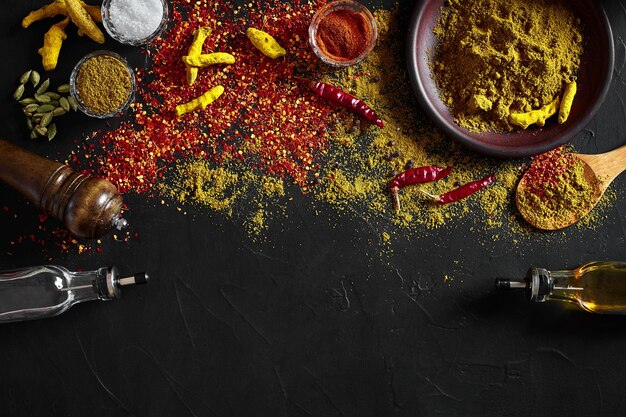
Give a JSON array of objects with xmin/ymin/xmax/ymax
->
[{"xmin": 309, "ymin": 0, "xmax": 378, "ymax": 67}]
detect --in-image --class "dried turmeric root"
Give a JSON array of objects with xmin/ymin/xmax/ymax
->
[
  {"xmin": 558, "ymin": 81, "xmax": 577, "ymax": 124},
  {"xmin": 65, "ymin": 0, "xmax": 104, "ymax": 44},
  {"xmin": 182, "ymin": 53, "xmax": 236, "ymax": 67},
  {"xmin": 38, "ymin": 18, "xmax": 70, "ymax": 71},
  {"xmin": 22, "ymin": 0, "xmax": 101, "ymax": 29},
  {"xmin": 186, "ymin": 27, "xmax": 212, "ymax": 86},
  {"xmin": 22, "ymin": 1, "xmax": 66, "ymax": 28},
  {"xmin": 78, "ymin": 1, "xmax": 102, "ymax": 23},
  {"xmin": 175, "ymin": 85, "xmax": 225, "ymax": 117},
  {"xmin": 509, "ymin": 97, "xmax": 560, "ymax": 129},
  {"xmin": 246, "ymin": 28, "xmax": 286, "ymax": 59}
]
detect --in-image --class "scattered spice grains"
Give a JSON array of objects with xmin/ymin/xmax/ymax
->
[
  {"xmin": 159, "ymin": 160, "xmax": 286, "ymax": 237},
  {"xmin": 63, "ymin": 1, "xmax": 614, "ymax": 249},
  {"xmin": 78, "ymin": 0, "xmax": 336, "ymax": 193}
]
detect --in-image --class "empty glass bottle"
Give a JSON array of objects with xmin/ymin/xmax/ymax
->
[
  {"xmin": 496, "ymin": 261, "xmax": 626, "ymax": 314},
  {"xmin": 0, "ymin": 265, "xmax": 148, "ymax": 323}
]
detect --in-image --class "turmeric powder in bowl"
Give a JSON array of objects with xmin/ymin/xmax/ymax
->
[
  {"xmin": 70, "ymin": 50, "xmax": 135, "ymax": 118},
  {"xmin": 431, "ymin": 0, "xmax": 583, "ymax": 132}
]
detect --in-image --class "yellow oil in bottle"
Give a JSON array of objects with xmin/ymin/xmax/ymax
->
[
  {"xmin": 550, "ymin": 262, "xmax": 626, "ymax": 314},
  {"xmin": 496, "ymin": 262, "xmax": 626, "ymax": 314}
]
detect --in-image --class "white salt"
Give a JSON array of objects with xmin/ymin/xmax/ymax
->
[{"xmin": 109, "ymin": 0, "xmax": 164, "ymax": 41}]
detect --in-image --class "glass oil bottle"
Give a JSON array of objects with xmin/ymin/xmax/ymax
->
[
  {"xmin": 0, "ymin": 265, "xmax": 148, "ymax": 323},
  {"xmin": 495, "ymin": 261, "xmax": 626, "ymax": 314}
]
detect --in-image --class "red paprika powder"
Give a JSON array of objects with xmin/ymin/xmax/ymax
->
[{"xmin": 315, "ymin": 9, "xmax": 372, "ymax": 61}]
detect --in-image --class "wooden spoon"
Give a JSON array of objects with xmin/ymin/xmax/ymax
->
[{"xmin": 517, "ymin": 144, "xmax": 626, "ymax": 230}]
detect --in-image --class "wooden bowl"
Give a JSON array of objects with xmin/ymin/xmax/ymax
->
[{"xmin": 406, "ymin": 0, "xmax": 614, "ymax": 158}]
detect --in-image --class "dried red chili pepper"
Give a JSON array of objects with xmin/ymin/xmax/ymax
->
[
  {"xmin": 389, "ymin": 166, "xmax": 452, "ymax": 211},
  {"xmin": 294, "ymin": 77, "xmax": 384, "ymax": 128},
  {"xmin": 422, "ymin": 173, "xmax": 496, "ymax": 204}
]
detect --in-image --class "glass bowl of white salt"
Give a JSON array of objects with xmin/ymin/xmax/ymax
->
[{"xmin": 101, "ymin": 0, "xmax": 169, "ymax": 46}]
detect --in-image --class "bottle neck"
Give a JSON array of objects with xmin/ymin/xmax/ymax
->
[
  {"xmin": 544, "ymin": 269, "xmax": 583, "ymax": 304},
  {"xmin": 67, "ymin": 267, "xmax": 118, "ymax": 304},
  {"xmin": 495, "ymin": 268, "xmax": 581, "ymax": 304}
]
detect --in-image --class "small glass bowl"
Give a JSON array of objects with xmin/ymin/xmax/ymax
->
[
  {"xmin": 69, "ymin": 50, "xmax": 136, "ymax": 119},
  {"xmin": 101, "ymin": 0, "xmax": 169, "ymax": 46},
  {"xmin": 309, "ymin": 0, "xmax": 378, "ymax": 67}
]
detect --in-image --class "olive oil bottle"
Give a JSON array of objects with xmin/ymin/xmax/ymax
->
[{"xmin": 496, "ymin": 261, "xmax": 626, "ymax": 314}]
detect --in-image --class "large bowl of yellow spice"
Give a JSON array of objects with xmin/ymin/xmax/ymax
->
[{"xmin": 407, "ymin": 0, "xmax": 614, "ymax": 158}]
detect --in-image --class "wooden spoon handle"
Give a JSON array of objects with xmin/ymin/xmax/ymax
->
[{"xmin": 577, "ymin": 143, "xmax": 626, "ymax": 185}]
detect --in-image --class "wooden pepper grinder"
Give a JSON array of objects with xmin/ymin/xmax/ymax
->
[{"xmin": 0, "ymin": 139, "xmax": 127, "ymax": 239}]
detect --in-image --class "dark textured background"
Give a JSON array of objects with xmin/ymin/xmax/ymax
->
[{"xmin": 1, "ymin": 0, "xmax": 626, "ymax": 416}]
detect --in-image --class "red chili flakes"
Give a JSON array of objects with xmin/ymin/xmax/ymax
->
[
  {"xmin": 523, "ymin": 145, "xmax": 576, "ymax": 198},
  {"xmin": 76, "ymin": 0, "xmax": 338, "ymax": 194}
]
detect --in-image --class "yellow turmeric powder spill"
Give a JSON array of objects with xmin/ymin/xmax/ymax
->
[
  {"xmin": 432, "ymin": 0, "xmax": 583, "ymax": 132},
  {"xmin": 158, "ymin": 160, "xmax": 286, "ymax": 238}
]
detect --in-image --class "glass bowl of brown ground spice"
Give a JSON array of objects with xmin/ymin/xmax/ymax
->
[
  {"xmin": 309, "ymin": 0, "xmax": 378, "ymax": 67},
  {"xmin": 70, "ymin": 50, "xmax": 136, "ymax": 118}
]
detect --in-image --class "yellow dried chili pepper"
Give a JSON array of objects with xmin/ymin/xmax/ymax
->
[
  {"xmin": 246, "ymin": 28, "xmax": 286, "ymax": 59},
  {"xmin": 558, "ymin": 81, "xmax": 577, "ymax": 124},
  {"xmin": 38, "ymin": 18, "xmax": 70, "ymax": 71},
  {"xmin": 22, "ymin": 0, "xmax": 101, "ymax": 29},
  {"xmin": 182, "ymin": 53, "xmax": 236, "ymax": 67},
  {"xmin": 509, "ymin": 97, "xmax": 560, "ymax": 129},
  {"xmin": 175, "ymin": 85, "xmax": 225, "ymax": 117},
  {"xmin": 186, "ymin": 27, "xmax": 212, "ymax": 86},
  {"xmin": 65, "ymin": 0, "xmax": 104, "ymax": 44}
]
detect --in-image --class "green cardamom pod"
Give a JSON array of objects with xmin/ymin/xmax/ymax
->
[
  {"xmin": 20, "ymin": 70, "xmax": 32, "ymax": 85},
  {"xmin": 37, "ymin": 104, "xmax": 55, "ymax": 113},
  {"xmin": 13, "ymin": 84, "xmax": 24, "ymax": 101},
  {"xmin": 23, "ymin": 111, "xmax": 33, "ymax": 118},
  {"xmin": 68, "ymin": 96, "xmax": 78, "ymax": 112},
  {"xmin": 30, "ymin": 71, "xmax": 40, "ymax": 87},
  {"xmin": 59, "ymin": 97, "xmax": 70, "ymax": 112},
  {"xmin": 47, "ymin": 123, "xmax": 57, "ymax": 141},
  {"xmin": 36, "ymin": 79, "xmax": 50, "ymax": 95},
  {"xmin": 20, "ymin": 98, "xmax": 37, "ymax": 105},
  {"xmin": 24, "ymin": 103, "xmax": 39, "ymax": 113},
  {"xmin": 45, "ymin": 92, "xmax": 60, "ymax": 100},
  {"xmin": 48, "ymin": 100, "xmax": 59, "ymax": 107},
  {"xmin": 26, "ymin": 118, "xmax": 33, "ymax": 131},
  {"xmin": 40, "ymin": 112, "xmax": 53, "ymax": 127},
  {"xmin": 33, "ymin": 116, "xmax": 42, "ymax": 123},
  {"xmin": 35, "ymin": 126, "xmax": 47, "ymax": 136},
  {"xmin": 35, "ymin": 94, "xmax": 51, "ymax": 104},
  {"xmin": 57, "ymin": 84, "xmax": 70, "ymax": 93},
  {"xmin": 53, "ymin": 107, "xmax": 66, "ymax": 117},
  {"xmin": 30, "ymin": 129, "xmax": 38, "ymax": 140}
]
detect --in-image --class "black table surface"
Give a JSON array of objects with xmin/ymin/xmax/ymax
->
[{"xmin": 1, "ymin": 0, "xmax": 626, "ymax": 416}]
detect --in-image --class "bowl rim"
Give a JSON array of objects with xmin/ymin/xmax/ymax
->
[
  {"xmin": 406, "ymin": 0, "xmax": 615, "ymax": 158},
  {"xmin": 69, "ymin": 50, "xmax": 136, "ymax": 119}
]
